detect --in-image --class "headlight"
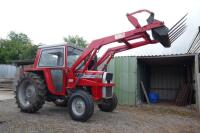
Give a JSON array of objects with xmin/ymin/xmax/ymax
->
[{"xmin": 103, "ymin": 72, "xmax": 113, "ymax": 83}]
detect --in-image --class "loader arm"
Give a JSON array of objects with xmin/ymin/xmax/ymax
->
[
  {"xmin": 71, "ymin": 9, "xmax": 186, "ymax": 73},
  {"xmin": 96, "ymin": 40, "xmax": 158, "ymax": 71}
]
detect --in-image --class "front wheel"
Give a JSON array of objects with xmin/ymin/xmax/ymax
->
[
  {"xmin": 98, "ymin": 93, "xmax": 118, "ymax": 112},
  {"xmin": 68, "ymin": 90, "xmax": 94, "ymax": 122}
]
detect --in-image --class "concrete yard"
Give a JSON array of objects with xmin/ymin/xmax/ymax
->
[
  {"xmin": 0, "ymin": 92, "xmax": 200, "ymax": 133},
  {"xmin": 0, "ymin": 91, "xmax": 14, "ymax": 101}
]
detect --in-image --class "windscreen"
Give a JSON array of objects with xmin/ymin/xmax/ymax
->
[{"xmin": 67, "ymin": 46, "xmax": 83, "ymax": 67}]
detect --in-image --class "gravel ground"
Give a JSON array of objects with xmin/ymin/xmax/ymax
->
[{"xmin": 0, "ymin": 99, "xmax": 200, "ymax": 133}]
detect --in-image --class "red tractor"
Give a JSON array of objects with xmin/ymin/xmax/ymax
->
[{"xmin": 15, "ymin": 10, "xmax": 186, "ymax": 122}]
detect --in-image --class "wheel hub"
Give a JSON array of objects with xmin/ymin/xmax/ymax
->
[
  {"xmin": 26, "ymin": 85, "xmax": 35, "ymax": 98},
  {"xmin": 18, "ymin": 82, "xmax": 36, "ymax": 107},
  {"xmin": 72, "ymin": 97, "xmax": 85, "ymax": 116}
]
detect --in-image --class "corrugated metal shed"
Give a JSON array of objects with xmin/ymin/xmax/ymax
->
[
  {"xmin": 0, "ymin": 64, "xmax": 16, "ymax": 78},
  {"xmin": 150, "ymin": 66, "xmax": 185, "ymax": 101},
  {"xmin": 108, "ymin": 57, "xmax": 137, "ymax": 105},
  {"xmin": 138, "ymin": 54, "xmax": 195, "ymax": 102},
  {"xmin": 107, "ymin": 53, "xmax": 197, "ymax": 105}
]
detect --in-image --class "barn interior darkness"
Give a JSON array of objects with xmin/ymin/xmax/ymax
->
[{"xmin": 137, "ymin": 54, "xmax": 196, "ymax": 106}]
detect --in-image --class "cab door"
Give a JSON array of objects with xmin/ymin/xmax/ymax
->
[{"xmin": 38, "ymin": 46, "xmax": 66, "ymax": 95}]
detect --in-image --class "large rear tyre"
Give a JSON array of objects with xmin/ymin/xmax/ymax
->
[
  {"xmin": 68, "ymin": 90, "xmax": 94, "ymax": 122},
  {"xmin": 15, "ymin": 73, "xmax": 47, "ymax": 113},
  {"xmin": 98, "ymin": 93, "xmax": 118, "ymax": 112}
]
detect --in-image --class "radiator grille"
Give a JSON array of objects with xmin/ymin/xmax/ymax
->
[
  {"xmin": 102, "ymin": 72, "xmax": 113, "ymax": 98},
  {"xmin": 102, "ymin": 87, "xmax": 113, "ymax": 98},
  {"xmin": 105, "ymin": 87, "xmax": 112, "ymax": 97}
]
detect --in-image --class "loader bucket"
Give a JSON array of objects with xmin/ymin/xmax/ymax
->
[{"xmin": 147, "ymin": 13, "xmax": 187, "ymax": 47}]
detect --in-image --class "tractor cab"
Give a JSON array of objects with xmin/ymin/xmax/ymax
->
[
  {"xmin": 37, "ymin": 44, "xmax": 83, "ymax": 68},
  {"xmin": 29, "ymin": 44, "xmax": 85, "ymax": 96}
]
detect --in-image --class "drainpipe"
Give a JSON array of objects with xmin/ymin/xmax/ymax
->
[{"xmin": 195, "ymin": 54, "xmax": 200, "ymax": 111}]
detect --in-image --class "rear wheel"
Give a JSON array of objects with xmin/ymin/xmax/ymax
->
[
  {"xmin": 68, "ymin": 90, "xmax": 94, "ymax": 122},
  {"xmin": 98, "ymin": 93, "xmax": 118, "ymax": 112},
  {"xmin": 15, "ymin": 73, "xmax": 47, "ymax": 113}
]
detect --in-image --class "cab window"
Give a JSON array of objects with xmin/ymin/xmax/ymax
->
[
  {"xmin": 67, "ymin": 47, "xmax": 83, "ymax": 67},
  {"xmin": 39, "ymin": 48, "xmax": 64, "ymax": 67}
]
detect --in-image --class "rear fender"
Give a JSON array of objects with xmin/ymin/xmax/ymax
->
[{"xmin": 24, "ymin": 69, "xmax": 66, "ymax": 96}]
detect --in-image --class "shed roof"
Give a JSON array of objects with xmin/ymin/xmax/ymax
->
[
  {"xmin": 137, "ymin": 53, "xmax": 195, "ymax": 66},
  {"xmin": 137, "ymin": 53, "xmax": 196, "ymax": 58}
]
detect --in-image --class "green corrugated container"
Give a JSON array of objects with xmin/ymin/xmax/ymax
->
[{"xmin": 108, "ymin": 56, "xmax": 137, "ymax": 105}]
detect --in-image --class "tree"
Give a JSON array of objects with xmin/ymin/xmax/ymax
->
[
  {"xmin": 0, "ymin": 31, "xmax": 37, "ymax": 64},
  {"xmin": 64, "ymin": 35, "xmax": 87, "ymax": 48},
  {"xmin": 8, "ymin": 31, "xmax": 31, "ymax": 45}
]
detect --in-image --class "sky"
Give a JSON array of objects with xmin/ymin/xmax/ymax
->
[{"xmin": 0, "ymin": 0, "xmax": 200, "ymax": 56}]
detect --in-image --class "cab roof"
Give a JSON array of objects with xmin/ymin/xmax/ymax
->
[{"xmin": 38, "ymin": 43, "xmax": 84, "ymax": 51}]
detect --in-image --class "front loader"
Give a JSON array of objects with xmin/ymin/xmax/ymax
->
[{"xmin": 15, "ymin": 9, "xmax": 186, "ymax": 122}]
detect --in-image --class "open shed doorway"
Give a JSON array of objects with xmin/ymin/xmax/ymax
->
[{"xmin": 137, "ymin": 54, "xmax": 196, "ymax": 106}]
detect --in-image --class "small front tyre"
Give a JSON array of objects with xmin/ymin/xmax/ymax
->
[
  {"xmin": 68, "ymin": 90, "xmax": 94, "ymax": 122},
  {"xmin": 98, "ymin": 93, "xmax": 118, "ymax": 112}
]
